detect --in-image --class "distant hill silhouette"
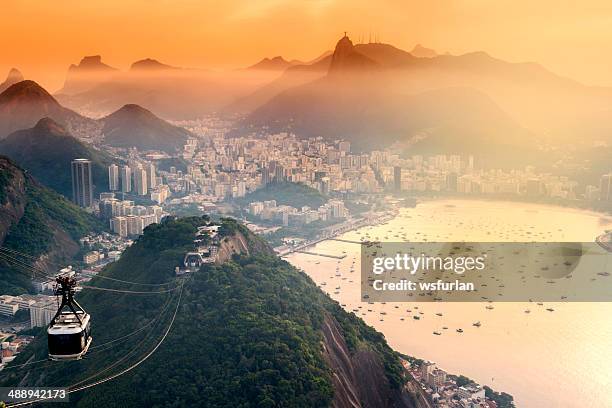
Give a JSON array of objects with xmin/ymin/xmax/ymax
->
[
  {"xmin": 329, "ymin": 35, "xmax": 378, "ymax": 73},
  {"xmin": 56, "ymin": 60, "xmax": 277, "ymax": 119},
  {"xmin": 100, "ymin": 104, "xmax": 191, "ymax": 152},
  {"xmin": 242, "ymin": 34, "xmax": 612, "ymax": 164},
  {"xmin": 0, "ymin": 118, "xmax": 115, "ymax": 198},
  {"xmin": 0, "ymin": 80, "xmax": 94, "ymax": 138},
  {"xmin": 0, "ymin": 68, "xmax": 24, "ymax": 93},
  {"xmin": 130, "ymin": 58, "xmax": 178, "ymax": 71},
  {"xmin": 410, "ymin": 44, "xmax": 438, "ymax": 58},
  {"xmin": 58, "ymin": 55, "xmax": 118, "ymax": 95},
  {"xmin": 248, "ymin": 56, "xmax": 295, "ymax": 71}
]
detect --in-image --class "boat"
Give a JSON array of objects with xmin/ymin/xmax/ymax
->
[
  {"xmin": 472, "ymin": 321, "xmax": 481, "ymax": 327},
  {"xmin": 433, "ymin": 331, "xmax": 442, "ymax": 336},
  {"xmin": 485, "ymin": 305, "xmax": 494, "ymax": 310},
  {"xmin": 435, "ymin": 313, "xmax": 443, "ymax": 317},
  {"xmin": 413, "ymin": 316, "xmax": 420, "ymax": 320},
  {"xmin": 456, "ymin": 328, "xmax": 464, "ymax": 333},
  {"xmin": 546, "ymin": 308, "xmax": 555, "ymax": 312}
]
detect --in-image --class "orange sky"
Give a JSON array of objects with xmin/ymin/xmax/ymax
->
[{"xmin": 3, "ymin": 0, "xmax": 612, "ymax": 90}]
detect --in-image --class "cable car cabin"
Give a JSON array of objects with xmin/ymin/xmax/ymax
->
[
  {"xmin": 47, "ymin": 274, "xmax": 92, "ymax": 361},
  {"xmin": 48, "ymin": 311, "xmax": 92, "ymax": 361}
]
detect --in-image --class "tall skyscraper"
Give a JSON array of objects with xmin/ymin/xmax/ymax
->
[
  {"xmin": 338, "ymin": 140, "xmax": 351, "ymax": 153},
  {"xmin": 71, "ymin": 158, "xmax": 93, "ymax": 208},
  {"xmin": 601, "ymin": 173, "xmax": 612, "ymax": 201},
  {"xmin": 146, "ymin": 163, "xmax": 157, "ymax": 189},
  {"xmin": 274, "ymin": 165, "xmax": 285, "ymax": 182},
  {"xmin": 446, "ymin": 173, "xmax": 458, "ymax": 192},
  {"xmin": 261, "ymin": 167, "xmax": 271, "ymax": 186},
  {"xmin": 134, "ymin": 167, "xmax": 148, "ymax": 196},
  {"xmin": 108, "ymin": 164, "xmax": 119, "ymax": 191},
  {"xmin": 393, "ymin": 166, "xmax": 402, "ymax": 192},
  {"xmin": 121, "ymin": 165, "xmax": 131, "ymax": 193}
]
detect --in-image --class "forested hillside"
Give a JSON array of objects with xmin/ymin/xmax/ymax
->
[
  {"xmin": 0, "ymin": 156, "xmax": 103, "ymax": 294},
  {"xmin": 1, "ymin": 216, "xmax": 412, "ymax": 407}
]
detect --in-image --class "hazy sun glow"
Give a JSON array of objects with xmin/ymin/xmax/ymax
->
[{"xmin": 4, "ymin": 0, "xmax": 612, "ymax": 90}]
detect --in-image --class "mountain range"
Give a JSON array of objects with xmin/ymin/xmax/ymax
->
[
  {"xmin": 3, "ymin": 35, "xmax": 612, "ymax": 170},
  {"xmin": 55, "ymin": 56, "xmax": 281, "ymax": 119},
  {"xmin": 0, "ymin": 80, "xmax": 94, "ymax": 139},
  {"xmin": 248, "ymin": 56, "xmax": 297, "ymax": 71},
  {"xmin": 0, "ymin": 80, "xmax": 194, "ymax": 156},
  {"xmin": 237, "ymin": 35, "xmax": 612, "ymax": 166}
]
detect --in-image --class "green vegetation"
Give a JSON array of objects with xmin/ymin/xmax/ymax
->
[
  {"xmin": 455, "ymin": 375, "xmax": 472, "ymax": 387},
  {"xmin": 0, "ymin": 119, "xmax": 116, "ymax": 198},
  {"xmin": 237, "ymin": 182, "xmax": 327, "ymax": 209},
  {"xmin": 2, "ymin": 216, "xmax": 405, "ymax": 407},
  {"xmin": 154, "ymin": 157, "xmax": 189, "ymax": 173},
  {"xmin": 447, "ymin": 373, "xmax": 514, "ymax": 408},
  {"xmin": 264, "ymin": 218, "xmax": 345, "ymax": 248},
  {"xmin": 0, "ymin": 170, "xmax": 103, "ymax": 294},
  {"xmin": 484, "ymin": 386, "xmax": 515, "ymax": 408},
  {"xmin": 0, "ymin": 169, "xmax": 12, "ymax": 204}
]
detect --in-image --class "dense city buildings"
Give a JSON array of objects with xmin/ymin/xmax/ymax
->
[{"xmin": 407, "ymin": 359, "xmax": 495, "ymax": 407}]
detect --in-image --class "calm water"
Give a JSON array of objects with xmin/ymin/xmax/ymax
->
[{"xmin": 286, "ymin": 199, "xmax": 612, "ymax": 408}]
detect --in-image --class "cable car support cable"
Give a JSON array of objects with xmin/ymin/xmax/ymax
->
[{"xmin": 6, "ymin": 278, "xmax": 186, "ymax": 407}]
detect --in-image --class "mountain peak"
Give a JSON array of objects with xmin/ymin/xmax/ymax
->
[
  {"xmin": 130, "ymin": 58, "xmax": 176, "ymax": 71},
  {"xmin": 0, "ymin": 117, "xmax": 114, "ymax": 201},
  {"xmin": 0, "ymin": 68, "xmax": 25, "ymax": 93},
  {"xmin": 32, "ymin": 117, "xmax": 69, "ymax": 135},
  {"xmin": 410, "ymin": 44, "xmax": 438, "ymax": 58},
  {"xmin": 334, "ymin": 34, "xmax": 354, "ymax": 56},
  {"xmin": 5, "ymin": 68, "xmax": 23, "ymax": 82},
  {"xmin": 329, "ymin": 34, "xmax": 377, "ymax": 74},
  {"xmin": 80, "ymin": 55, "xmax": 102, "ymax": 65},
  {"xmin": 101, "ymin": 104, "xmax": 190, "ymax": 153},
  {"xmin": 248, "ymin": 56, "xmax": 293, "ymax": 70},
  {"xmin": 114, "ymin": 103, "xmax": 155, "ymax": 117},
  {"xmin": 0, "ymin": 80, "xmax": 56, "ymax": 104},
  {"xmin": 59, "ymin": 56, "xmax": 118, "ymax": 95},
  {"xmin": 70, "ymin": 55, "xmax": 117, "ymax": 71},
  {"xmin": 0, "ymin": 80, "xmax": 91, "ymax": 139}
]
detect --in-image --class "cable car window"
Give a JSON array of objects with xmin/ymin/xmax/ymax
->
[{"xmin": 48, "ymin": 334, "xmax": 84, "ymax": 355}]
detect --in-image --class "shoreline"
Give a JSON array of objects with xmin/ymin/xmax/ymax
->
[{"xmin": 281, "ymin": 197, "xmax": 612, "ymax": 255}]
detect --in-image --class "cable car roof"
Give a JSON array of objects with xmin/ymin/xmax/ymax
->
[{"xmin": 48, "ymin": 313, "xmax": 90, "ymax": 334}]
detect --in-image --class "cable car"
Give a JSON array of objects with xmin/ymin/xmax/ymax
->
[{"xmin": 48, "ymin": 275, "xmax": 92, "ymax": 361}]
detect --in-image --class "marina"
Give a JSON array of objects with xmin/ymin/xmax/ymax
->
[{"xmin": 287, "ymin": 199, "xmax": 612, "ymax": 408}]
